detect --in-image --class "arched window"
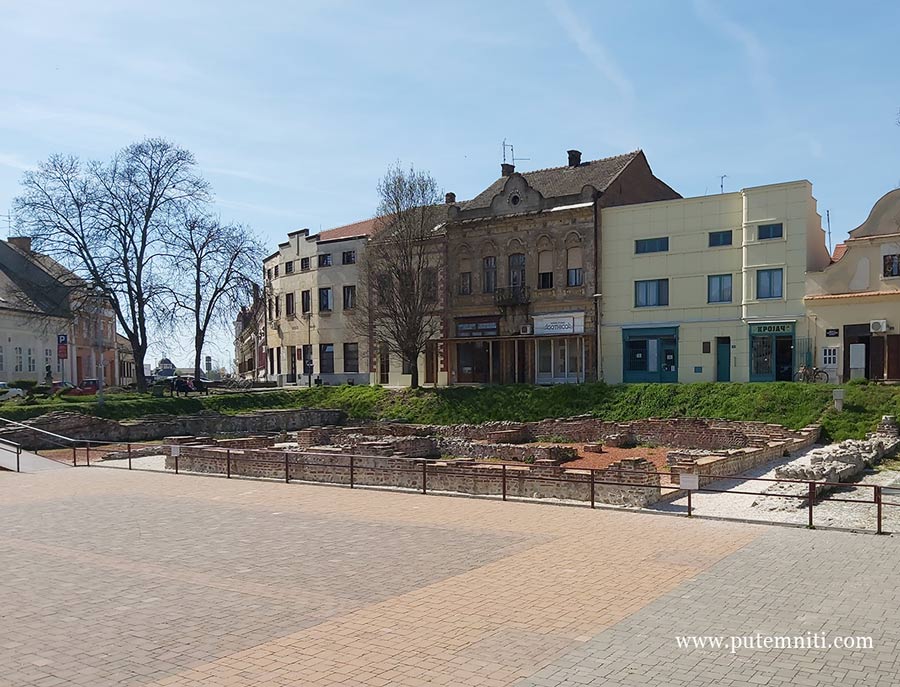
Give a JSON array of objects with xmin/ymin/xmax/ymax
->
[
  {"xmin": 567, "ymin": 246, "xmax": 583, "ymax": 287},
  {"xmin": 458, "ymin": 256, "xmax": 472, "ymax": 295},
  {"xmin": 508, "ymin": 253, "xmax": 525, "ymax": 288}
]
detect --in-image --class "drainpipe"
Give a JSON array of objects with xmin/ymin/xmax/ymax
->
[{"xmin": 593, "ymin": 190, "xmax": 604, "ymax": 382}]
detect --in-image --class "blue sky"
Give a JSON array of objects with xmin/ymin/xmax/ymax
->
[{"xmin": 1, "ymin": 0, "xmax": 898, "ymax": 362}]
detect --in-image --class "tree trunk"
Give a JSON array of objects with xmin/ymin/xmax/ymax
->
[
  {"xmin": 133, "ymin": 347, "xmax": 148, "ymax": 392},
  {"xmin": 409, "ymin": 359, "xmax": 419, "ymax": 389},
  {"xmin": 194, "ymin": 326, "xmax": 205, "ymax": 383}
]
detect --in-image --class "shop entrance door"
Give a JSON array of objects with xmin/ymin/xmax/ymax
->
[
  {"xmin": 716, "ymin": 337, "xmax": 731, "ymax": 382},
  {"xmin": 660, "ymin": 337, "xmax": 678, "ymax": 382},
  {"xmin": 775, "ymin": 336, "xmax": 794, "ymax": 381}
]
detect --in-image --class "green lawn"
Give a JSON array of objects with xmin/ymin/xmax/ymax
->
[{"xmin": 1, "ymin": 381, "xmax": 897, "ymax": 441}]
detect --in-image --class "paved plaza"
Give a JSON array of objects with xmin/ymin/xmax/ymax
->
[{"xmin": 1, "ymin": 468, "xmax": 899, "ymax": 686}]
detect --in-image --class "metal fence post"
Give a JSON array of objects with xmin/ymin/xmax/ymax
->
[
  {"xmin": 226, "ymin": 450, "xmax": 231, "ymax": 478},
  {"xmin": 421, "ymin": 460, "xmax": 427, "ymax": 494},
  {"xmin": 590, "ymin": 470, "xmax": 595, "ymax": 509},
  {"xmin": 502, "ymin": 463, "xmax": 507, "ymax": 501},
  {"xmin": 16, "ymin": 446, "xmax": 20, "ymax": 473},
  {"xmin": 876, "ymin": 485, "xmax": 883, "ymax": 535},
  {"xmin": 808, "ymin": 482, "xmax": 815, "ymax": 528},
  {"xmin": 349, "ymin": 455, "xmax": 355, "ymax": 489},
  {"xmin": 86, "ymin": 442, "xmax": 91, "ymax": 467},
  {"xmin": 174, "ymin": 450, "xmax": 179, "ymax": 474},
  {"xmin": 72, "ymin": 445, "xmax": 77, "ymax": 467},
  {"xmin": 284, "ymin": 452, "xmax": 290, "ymax": 484},
  {"xmin": 687, "ymin": 488, "xmax": 692, "ymax": 517},
  {"xmin": 127, "ymin": 443, "xmax": 132, "ymax": 470}
]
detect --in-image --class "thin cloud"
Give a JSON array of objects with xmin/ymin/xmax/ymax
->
[
  {"xmin": 546, "ymin": 0, "xmax": 634, "ymax": 102},
  {"xmin": 0, "ymin": 153, "xmax": 34, "ymax": 172},
  {"xmin": 692, "ymin": 0, "xmax": 773, "ymax": 99}
]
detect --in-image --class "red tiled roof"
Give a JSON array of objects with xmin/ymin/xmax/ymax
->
[
  {"xmin": 318, "ymin": 217, "xmax": 378, "ymax": 241},
  {"xmin": 805, "ymin": 290, "xmax": 900, "ymax": 300},
  {"xmin": 831, "ymin": 243, "xmax": 848, "ymax": 262}
]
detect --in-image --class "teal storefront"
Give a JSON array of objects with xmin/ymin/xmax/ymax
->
[
  {"xmin": 623, "ymin": 327, "xmax": 679, "ymax": 383},
  {"xmin": 749, "ymin": 322, "xmax": 797, "ymax": 382}
]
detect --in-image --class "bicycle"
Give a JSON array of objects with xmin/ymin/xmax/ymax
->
[{"xmin": 793, "ymin": 365, "xmax": 829, "ymax": 383}]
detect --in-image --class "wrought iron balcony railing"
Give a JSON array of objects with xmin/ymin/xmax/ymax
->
[{"xmin": 494, "ymin": 285, "xmax": 531, "ymax": 307}]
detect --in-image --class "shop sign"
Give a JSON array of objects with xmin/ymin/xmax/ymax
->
[
  {"xmin": 749, "ymin": 323, "xmax": 794, "ymax": 335},
  {"xmin": 825, "ymin": 329, "xmax": 840, "ymax": 337},
  {"xmin": 533, "ymin": 315, "xmax": 584, "ymax": 336}
]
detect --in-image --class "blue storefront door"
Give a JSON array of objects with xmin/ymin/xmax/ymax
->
[
  {"xmin": 623, "ymin": 327, "xmax": 679, "ymax": 383},
  {"xmin": 716, "ymin": 338, "xmax": 731, "ymax": 382}
]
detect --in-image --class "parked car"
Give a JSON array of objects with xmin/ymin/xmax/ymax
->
[
  {"xmin": 64, "ymin": 379, "xmax": 101, "ymax": 396},
  {"xmin": 0, "ymin": 382, "xmax": 25, "ymax": 401}
]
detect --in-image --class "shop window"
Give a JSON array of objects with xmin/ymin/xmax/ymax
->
[
  {"xmin": 482, "ymin": 256, "xmax": 497, "ymax": 293},
  {"xmin": 537, "ymin": 250, "xmax": 553, "ymax": 289},
  {"xmin": 537, "ymin": 340, "xmax": 552, "ymax": 375},
  {"xmin": 343, "ymin": 343, "xmax": 359, "ymax": 373},
  {"xmin": 709, "ymin": 230, "xmax": 732, "ymax": 247},
  {"xmin": 626, "ymin": 339, "xmax": 648, "ymax": 371},
  {"xmin": 707, "ymin": 274, "xmax": 733, "ymax": 303},
  {"xmin": 758, "ymin": 223, "xmax": 783, "ymax": 240},
  {"xmin": 884, "ymin": 254, "xmax": 900, "ymax": 278},
  {"xmin": 635, "ymin": 279, "xmax": 669, "ymax": 307},
  {"xmin": 635, "ymin": 237, "xmax": 669, "ymax": 254},
  {"xmin": 566, "ymin": 246, "xmax": 583, "ymax": 287},
  {"xmin": 319, "ymin": 344, "xmax": 334, "ymax": 373},
  {"xmin": 508, "ymin": 253, "xmax": 525, "ymax": 288},
  {"xmin": 756, "ymin": 268, "xmax": 783, "ymax": 299},
  {"xmin": 822, "ymin": 347, "xmax": 838, "ymax": 367}
]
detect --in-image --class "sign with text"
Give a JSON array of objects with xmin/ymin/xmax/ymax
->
[
  {"xmin": 680, "ymin": 473, "xmax": 700, "ymax": 491},
  {"xmin": 749, "ymin": 323, "xmax": 794, "ymax": 335},
  {"xmin": 533, "ymin": 313, "xmax": 585, "ymax": 336},
  {"xmin": 57, "ymin": 333, "xmax": 68, "ymax": 359},
  {"xmin": 826, "ymin": 328, "xmax": 840, "ymax": 337}
]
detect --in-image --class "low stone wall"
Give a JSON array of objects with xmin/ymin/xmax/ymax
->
[
  {"xmin": 0, "ymin": 409, "xmax": 346, "ymax": 450},
  {"xmin": 164, "ymin": 445, "xmax": 661, "ymax": 507},
  {"xmin": 437, "ymin": 438, "xmax": 577, "ymax": 465}
]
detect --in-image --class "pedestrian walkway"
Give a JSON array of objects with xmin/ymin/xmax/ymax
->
[{"xmin": 0, "ymin": 444, "xmax": 69, "ymax": 472}]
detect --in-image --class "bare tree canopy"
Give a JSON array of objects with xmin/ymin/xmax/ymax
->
[
  {"xmin": 352, "ymin": 162, "xmax": 444, "ymax": 388},
  {"xmin": 13, "ymin": 138, "xmax": 210, "ymax": 390},
  {"xmin": 162, "ymin": 213, "xmax": 265, "ymax": 382}
]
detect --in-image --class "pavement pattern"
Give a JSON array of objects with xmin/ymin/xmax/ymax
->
[{"xmin": 1, "ymin": 467, "xmax": 898, "ymax": 686}]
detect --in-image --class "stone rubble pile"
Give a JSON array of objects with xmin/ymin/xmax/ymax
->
[{"xmin": 753, "ymin": 416, "xmax": 900, "ymax": 511}]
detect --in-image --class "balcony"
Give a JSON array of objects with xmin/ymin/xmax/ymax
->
[{"xmin": 494, "ymin": 286, "xmax": 531, "ymax": 308}]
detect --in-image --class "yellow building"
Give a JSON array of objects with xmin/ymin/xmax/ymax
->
[
  {"xmin": 600, "ymin": 181, "xmax": 831, "ymax": 383},
  {"xmin": 806, "ymin": 190, "xmax": 900, "ymax": 382}
]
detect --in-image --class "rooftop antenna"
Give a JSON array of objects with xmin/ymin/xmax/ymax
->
[
  {"xmin": 719, "ymin": 174, "xmax": 727, "ymax": 194},
  {"xmin": 826, "ymin": 210, "xmax": 832, "ymax": 253},
  {"xmin": 501, "ymin": 139, "xmax": 530, "ymax": 165}
]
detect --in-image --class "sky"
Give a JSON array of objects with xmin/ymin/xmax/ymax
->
[{"xmin": 1, "ymin": 0, "xmax": 899, "ymax": 365}]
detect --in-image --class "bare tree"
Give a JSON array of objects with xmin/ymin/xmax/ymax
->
[
  {"xmin": 352, "ymin": 163, "xmax": 444, "ymax": 388},
  {"xmin": 13, "ymin": 138, "xmax": 209, "ymax": 391},
  {"xmin": 162, "ymin": 213, "xmax": 264, "ymax": 382}
]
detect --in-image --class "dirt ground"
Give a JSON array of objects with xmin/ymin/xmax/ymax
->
[{"xmin": 527, "ymin": 442, "xmax": 672, "ymax": 470}]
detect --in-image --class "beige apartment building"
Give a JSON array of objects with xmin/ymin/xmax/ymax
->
[
  {"xmin": 600, "ymin": 180, "xmax": 832, "ymax": 383},
  {"xmin": 805, "ymin": 189, "xmax": 900, "ymax": 382}
]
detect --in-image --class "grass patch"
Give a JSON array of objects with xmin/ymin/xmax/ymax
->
[{"xmin": 1, "ymin": 381, "xmax": 898, "ymax": 441}]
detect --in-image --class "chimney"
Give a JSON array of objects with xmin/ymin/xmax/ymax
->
[
  {"xmin": 501, "ymin": 163, "xmax": 515, "ymax": 177},
  {"xmin": 445, "ymin": 192, "xmax": 456, "ymax": 205},
  {"xmin": 8, "ymin": 236, "xmax": 32, "ymax": 252},
  {"xmin": 567, "ymin": 149, "xmax": 582, "ymax": 167}
]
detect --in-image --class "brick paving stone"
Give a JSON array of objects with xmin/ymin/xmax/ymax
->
[{"xmin": 1, "ymin": 467, "xmax": 896, "ymax": 686}]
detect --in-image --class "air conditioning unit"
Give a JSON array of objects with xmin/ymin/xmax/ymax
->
[
  {"xmin": 870, "ymin": 319, "xmax": 889, "ymax": 333},
  {"xmin": 520, "ymin": 324, "xmax": 533, "ymax": 335}
]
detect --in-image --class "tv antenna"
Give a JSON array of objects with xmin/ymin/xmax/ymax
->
[
  {"xmin": 502, "ymin": 139, "xmax": 530, "ymax": 165},
  {"xmin": 719, "ymin": 174, "xmax": 727, "ymax": 194},
  {"xmin": 826, "ymin": 209, "xmax": 832, "ymax": 253}
]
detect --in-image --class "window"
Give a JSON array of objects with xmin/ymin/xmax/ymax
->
[
  {"xmin": 423, "ymin": 268, "xmax": 437, "ymax": 302},
  {"xmin": 567, "ymin": 246, "xmax": 583, "ymax": 287},
  {"xmin": 884, "ymin": 254, "xmax": 900, "ymax": 278},
  {"xmin": 300, "ymin": 257, "xmax": 310, "ymax": 271},
  {"xmin": 635, "ymin": 279, "xmax": 669, "ymax": 307},
  {"xmin": 537, "ymin": 250, "xmax": 553, "ymax": 289},
  {"xmin": 756, "ymin": 268, "xmax": 783, "ymax": 299},
  {"xmin": 626, "ymin": 339, "xmax": 648, "ymax": 371},
  {"xmin": 376, "ymin": 273, "xmax": 391, "ymax": 305},
  {"xmin": 319, "ymin": 344, "xmax": 334, "ymax": 373},
  {"xmin": 268, "ymin": 299, "xmax": 274, "ymax": 320},
  {"xmin": 342, "ymin": 250, "xmax": 356, "ymax": 265},
  {"xmin": 274, "ymin": 295, "xmax": 280, "ymax": 318},
  {"xmin": 301, "ymin": 290, "xmax": 311, "ymax": 314},
  {"xmin": 822, "ymin": 347, "xmax": 838, "ymax": 367},
  {"xmin": 402, "ymin": 354, "xmax": 414, "ymax": 375},
  {"xmin": 274, "ymin": 265, "xmax": 279, "ymax": 277},
  {"xmin": 15, "ymin": 346, "xmax": 23, "ymax": 372},
  {"xmin": 483, "ymin": 256, "xmax": 497, "ymax": 293},
  {"xmin": 285, "ymin": 261, "xmax": 294, "ymax": 274},
  {"xmin": 27, "ymin": 348, "xmax": 35, "ymax": 372},
  {"xmin": 266, "ymin": 268, "xmax": 272, "ymax": 280},
  {"xmin": 458, "ymin": 271, "xmax": 472, "ymax": 295},
  {"xmin": 758, "ymin": 223, "xmax": 783, "ymax": 240},
  {"xmin": 343, "ymin": 285, "xmax": 356, "ymax": 310},
  {"xmin": 707, "ymin": 274, "xmax": 733, "ymax": 303},
  {"xmin": 508, "ymin": 253, "xmax": 525, "ymax": 288},
  {"xmin": 44, "ymin": 348, "xmax": 52, "ymax": 372},
  {"xmin": 318, "ymin": 287, "xmax": 332, "ymax": 312},
  {"xmin": 379, "ymin": 344, "xmax": 390, "ymax": 384},
  {"xmin": 635, "ymin": 237, "xmax": 669, "ymax": 254},
  {"xmin": 318, "ymin": 253, "xmax": 332, "ymax": 267},
  {"xmin": 301, "ymin": 345, "xmax": 312, "ymax": 374},
  {"xmin": 285, "ymin": 292, "xmax": 295, "ymax": 315},
  {"xmin": 343, "ymin": 343, "xmax": 359, "ymax": 373},
  {"xmin": 709, "ymin": 230, "xmax": 733, "ymax": 247}
]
